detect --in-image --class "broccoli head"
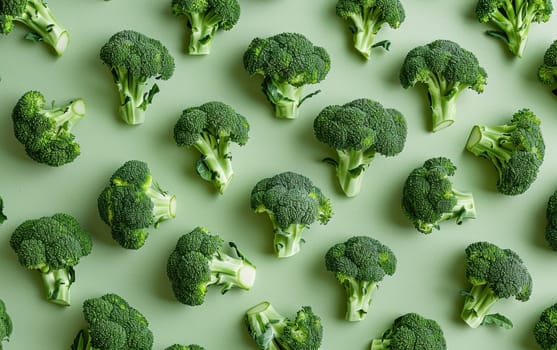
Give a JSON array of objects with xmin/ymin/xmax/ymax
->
[
  {"xmin": 100, "ymin": 30, "xmax": 175, "ymax": 125},
  {"xmin": 9, "ymin": 213, "xmax": 92, "ymax": 306},
  {"xmin": 12, "ymin": 90, "xmax": 86, "ymax": 167},
  {"xmin": 167, "ymin": 226, "xmax": 256, "ymax": 306},
  {"xmin": 402, "ymin": 157, "xmax": 476, "ymax": 234},
  {"xmin": 400, "ymin": 39, "xmax": 487, "ymax": 132},
  {"xmin": 245, "ymin": 301, "xmax": 323, "ymax": 350},
  {"xmin": 313, "ymin": 98, "xmax": 407, "ymax": 197},
  {"xmin": 0, "ymin": 195, "xmax": 6, "ymax": 224},
  {"xmin": 325, "ymin": 236, "xmax": 396, "ymax": 322},
  {"xmin": 0, "ymin": 299, "xmax": 12, "ymax": 350},
  {"xmin": 250, "ymin": 171, "xmax": 333, "ymax": 258},
  {"xmin": 336, "ymin": 0, "xmax": 405, "ymax": 59},
  {"xmin": 545, "ymin": 190, "xmax": 557, "ymax": 250},
  {"xmin": 460, "ymin": 241, "xmax": 532, "ymax": 329},
  {"xmin": 97, "ymin": 160, "xmax": 177, "ymax": 249},
  {"xmin": 370, "ymin": 312, "xmax": 447, "ymax": 350},
  {"xmin": 70, "ymin": 293, "xmax": 153, "ymax": 350},
  {"xmin": 173, "ymin": 101, "xmax": 250, "ymax": 194},
  {"xmin": 466, "ymin": 108, "xmax": 545, "ymax": 195},
  {"xmin": 537, "ymin": 40, "xmax": 557, "ymax": 94},
  {"xmin": 171, "ymin": 0, "xmax": 240, "ymax": 55},
  {"xmin": 476, "ymin": 0, "xmax": 553, "ymax": 58},
  {"xmin": 165, "ymin": 345, "xmax": 206, "ymax": 350},
  {"xmin": 0, "ymin": 0, "xmax": 69, "ymax": 55},
  {"xmin": 243, "ymin": 32, "xmax": 330, "ymax": 119},
  {"xmin": 534, "ymin": 302, "xmax": 557, "ymax": 349}
]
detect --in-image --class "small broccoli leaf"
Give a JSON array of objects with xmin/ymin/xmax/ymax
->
[
  {"xmin": 139, "ymin": 84, "xmax": 160, "ymax": 110},
  {"xmin": 255, "ymin": 324, "xmax": 275, "ymax": 350},
  {"xmin": 152, "ymin": 181, "xmax": 168, "ymax": 195},
  {"xmin": 195, "ymin": 158, "xmax": 214, "ymax": 182},
  {"xmin": 229, "ymin": 242, "xmax": 255, "ymax": 265},
  {"xmin": 349, "ymin": 164, "xmax": 366, "ymax": 177},
  {"xmin": 485, "ymin": 30, "xmax": 509, "ymax": 44},
  {"xmin": 24, "ymin": 32, "xmax": 43, "ymax": 42},
  {"xmin": 322, "ymin": 157, "xmax": 338, "ymax": 167},
  {"xmin": 263, "ymin": 79, "xmax": 289, "ymax": 105},
  {"xmin": 298, "ymin": 90, "xmax": 321, "ymax": 107},
  {"xmin": 482, "ymin": 313, "xmax": 513, "ymax": 329},
  {"xmin": 372, "ymin": 40, "xmax": 391, "ymax": 51},
  {"xmin": 348, "ymin": 24, "xmax": 357, "ymax": 34}
]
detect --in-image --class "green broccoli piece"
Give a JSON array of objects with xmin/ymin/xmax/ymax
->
[
  {"xmin": 476, "ymin": 0, "xmax": 553, "ymax": 58},
  {"xmin": 370, "ymin": 312, "xmax": 446, "ymax": 350},
  {"xmin": 70, "ymin": 293, "xmax": 153, "ymax": 350},
  {"xmin": 460, "ymin": 241, "xmax": 532, "ymax": 329},
  {"xmin": 12, "ymin": 90, "xmax": 86, "ymax": 167},
  {"xmin": 171, "ymin": 0, "xmax": 240, "ymax": 55},
  {"xmin": 402, "ymin": 157, "xmax": 476, "ymax": 234},
  {"xmin": 250, "ymin": 171, "xmax": 333, "ymax": 258},
  {"xmin": 97, "ymin": 160, "xmax": 177, "ymax": 249},
  {"xmin": 99, "ymin": 30, "xmax": 175, "ymax": 125},
  {"xmin": 9, "ymin": 213, "xmax": 92, "ymax": 306},
  {"xmin": 537, "ymin": 40, "xmax": 557, "ymax": 94},
  {"xmin": 534, "ymin": 302, "xmax": 557, "ymax": 349},
  {"xmin": 164, "ymin": 345, "xmax": 206, "ymax": 350},
  {"xmin": 313, "ymin": 98, "xmax": 407, "ymax": 197},
  {"xmin": 173, "ymin": 101, "xmax": 250, "ymax": 194},
  {"xmin": 325, "ymin": 236, "xmax": 396, "ymax": 322},
  {"xmin": 0, "ymin": 196, "xmax": 6, "ymax": 224},
  {"xmin": 545, "ymin": 190, "xmax": 557, "ymax": 250},
  {"xmin": 465, "ymin": 108, "xmax": 545, "ymax": 195},
  {"xmin": 167, "ymin": 226, "xmax": 256, "ymax": 306},
  {"xmin": 0, "ymin": 299, "xmax": 12, "ymax": 350},
  {"xmin": 399, "ymin": 39, "xmax": 487, "ymax": 132},
  {"xmin": 0, "ymin": 0, "xmax": 69, "ymax": 55},
  {"xmin": 335, "ymin": 0, "xmax": 405, "ymax": 60},
  {"xmin": 243, "ymin": 32, "xmax": 330, "ymax": 119},
  {"xmin": 245, "ymin": 301, "xmax": 323, "ymax": 350}
]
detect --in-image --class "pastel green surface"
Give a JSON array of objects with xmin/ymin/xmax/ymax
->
[{"xmin": 1, "ymin": 0, "xmax": 557, "ymax": 349}]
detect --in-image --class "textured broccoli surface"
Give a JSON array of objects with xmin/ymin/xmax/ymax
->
[
  {"xmin": 0, "ymin": 0, "xmax": 69, "ymax": 55},
  {"xmin": 402, "ymin": 157, "xmax": 476, "ymax": 234},
  {"xmin": 325, "ymin": 236, "xmax": 396, "ymax": 321},
  {"xmin": 100, "ymin": 30, "xmax": 175, "ymax": 125},
  {"xmin": 0, "ymin": 196, "xmax": 6, "ymax": 224},
  {"xmin": 10, "ymin": 213, "xmax": 92, "ymax": 306},
  {"xmin": 12, "ymin": 90, "xmax": 85, "ymax": 167},
  {"xmin": 313, "ymin": 98, "xmax": 407, "ymax": 197},
  {"xmin": 336, "ymin": 0, "xmax": 405, "ymax": 59},
  {"xmin": 243, "ymin": 32, "xmax": 330, "ymax": 119},
  {"xmin": 545, "ymin": 190, "xmax": 557, "ymax": 250},
  {"xmin": 167, "ymin": 227, "xmax": 256, "ymax": 306},
  {"xmin": 174, "ymin": 101, "xmax": 250, "ymax": 194},
  {"xmin": 534, "ymin": 302, "xmax": 557, "ymax": 349},
  {"xmin": 245, "ymin": 301, "xmax": 323, "ymax": 350},
  {"xmin": 476, "ymin": 0, "xmax": 553, "ymax": 57},
  {"xmin": 399, "ymin": 39, "xmax": 487, "ymax": 132},
  {"xmin": 538, "ymin": 40, "xmax": 557, "ymax": 94},
  {"xmin": 70, "ymin": 293, "xmax": 153, "ymax": 350},
  {"xmin": 171, "ymin": 0, "xmax": 240, "ymax": 55},
  {"xmin": 460, "ymin": 241, "xmax": 532, "ymax": 329},
  {"xmin": 250, "ymin": 171, "xmax": 333, "ymax": 258},
  {"xmin": 0, "ymin": 299, "xmax": 12, "ymax": 350},
  {"xmin": 466, "ymin": 108, "xmax": 545, "ymax": 195},
  {"xmin": 97, "ymin": 160, "xmax": 176, "ymax": 249}
]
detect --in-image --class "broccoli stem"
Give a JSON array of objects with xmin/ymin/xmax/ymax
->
[
  {"xmin": 461, "ymin": 284, "xmax": 499, "ymax": 328},
  {"xmin": 187, "ymin": 12, "xmax": 219, "ymax": 55},
  {"xmin": 348, "ymin": 6, "xmax": 383, "ymax": 59},
  {"xmin": 343, "ymin": 278, "xmax": 377, "ymax": 321},
  {"xmin": 466, "ymin": 124, "xmax": 514, "ymax": 175},
  {"xmin": 112, "ymin": 67, "xmax": 156, "ymax": 125},
  {"xmin": 426, "ymin": 80, "xmax": 457, "ymax": 132},
  {"xmin": 245, "ymin": 301, "xmax": 286, "ymax": 350},
  {"xmin": 194, "ymin": 133, "xmax": 234, "ymax": 194},
  {"xmin": 209, "ymin": 254, "xmax": 257, "ymax": 292},
  {"xmin": 443, "ymin": 189, "xmax": 477, "ymax": 224},
  {"xmin": 42, "ymin": 98, "xmax": 86, "ymax": 131},
  {"xmin": 488, "ymin": 5, "xmax": 530, "ymax": 57},
  {"xmin": 144, "ymin": 184, "xmax": 176, "ymax": 227},
  {"xmin": 335, "ymin": 148, "xmax": 375, "ymax": 197},
  {"xmin": 16, "ymin": 0, "xmax": 69, "ymax": 55},
  {"xmin": 273, "ymin": 223, "xmax": 307, "ymax": 258},
  {"xmin": 40, "ymin": 267, "xmax": 73, "ymax": 306},
  {"xmin": 264, "ymin": 80, "xmax": 304, "ymax": 119},
  {"xmin": 370, "ymin": 338, "xmax": 391, "ymax": 350}
]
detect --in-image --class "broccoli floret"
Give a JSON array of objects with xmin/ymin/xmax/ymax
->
[
  {"xmin": 171, "ymin": 0, "xmax": 240, "ymax": 55},
  {"xmin": 167, "ymin": 226, "xmax": 256, "ymax": 306},
  {"xmin": 545, "ymin": 190, "xmax": 557, "ymax": 250},
  {"xmin": 313, "ymin": 98, "xmax": 407, "ymax": 197},
  {"xmin": 537, "ymin": 40, "xmax": 557, "ymax": 94},
  {"xmin": 476, "ymin": 0, "xmax": 553, "ymax": 58},
  {"xmin": 165, "ymin": 344, "xmax": 206, "ymax": 350},
  {"xmin": 402, "ymin": 157, "xmax": 476, "ymax": 234},
  {"xmin": 243, "ymin": 32, "xmax": 330, "ymax": 119},
  {"xmin": 465, "ymin": 108, "xmax": 545, "ymax": 195},
  {"xmin": 250, "ymin": 171, "xmax": 333, "ymax": 258},
  {"xmin": 0, "ymin": 0, "xmax": 69, "ymax": 55},
  {"xmin": 370, "ymin": 312, "xmax": 446, "ymax": 350},
  {"xmin": 0, "ymin": 195, "xmax": 6, "ymax": 224},
  {"xmin": 99, "ymin": 30, "xmax": 175, "ymax": 125},
  {"xmin": 399, "ymin": 39, "xmax": 487, "ymax": 132},
  {"xmin": 97, "ymin": 160, "xmax": 177, "ymax": 249},
  {"xmin": 336, "ymin": 0, "xmax": 405, "ymax": 59},
  {"xmin": 245, "ymin": 301, "xmax": 323, "ymax": 350},
  {"xmin": 12, "ymin": 90, "xmax": 85, "ymax": 167},
  {"xmin": 325, "ymin": 236, "xmax": 396, "ymax": 322},
  {"xmin": 70, "ymin": 293, "xmax": 153, "ymax": 350},
  {"xmin": 0, "ymin": 299, "xmax": 12, "ymax": 349},
  {"xmin": 173, "ymin": 101, "xmax": 250, "ymax": 194},
  {"xmin": 9, "ymin": 213, "xmax": 92, "ymax": 306},
  {"xmin": 460, "ymin": 241, "xmax": 532, "ymax": 329},
  {"xmin": 534, "ymin": 303, "xmax": 557, "ymax": 349}
]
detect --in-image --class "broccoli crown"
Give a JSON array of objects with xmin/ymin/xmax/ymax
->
[
  {"xmin": 0, "ymin": 0, "xmax": 26, "ymax": 32},
  {"xmin": 243, "ymin": 32, "xmax": 330, "ymax": 87},
  {"xmin": 279, "ymin": 306, "xmax": 323, "ymax": 349},
  {"xmin": 476, "ymin": 0, "xmax": 553, "ymax": 24},
  {"xmin": 313, "ymin": 98, "xmax": 406, "ymax": 156},
  {"xmin": 542, "ymin": 40, "xmax": 557, "ymax": 66},
  {"xmin": 82, "ymin": 293, "xmax": 153, "ymax": 350},
  {"xmin": 12, "ymin": 90, "xmax": 85, "ymax": 167},
  {"xmin": 336, "ymin": 0, "xmax": 405, "ymax": 28},
  {"xmin": 538, "ymin": 40, "xmax": 557, "ymax": 86},
  {"xmin": 400, "ymin": 39, "xmax": 487, "ymax": 92},
  {"xmin": 97, "ymin": 160, "xmax": 176, "ymax": 249},
  {"xmin": 534, "ymin": 303, "xmax": 557, "ymax": 349},
  {"xmin": 100, "ymin": 30, "xmax": 175, "ymax": 81},
  {"xmin": 374, "ymin": 313, "xmax": 447, "ymax": 350},
  {"xmin": 10, "ymin": 213, "xmax": 92, "ymax": 271},
  {"xmin": 165, "ymin": 345, "xmax": 206, "ymax": 350},
  {"xmin": 545, "ymin": 190, "xmax": 557, "ymax": 250},
  {"xmin": 0, "ymin": 195, "xmax": 6, "ymax": 224},
  {"xmin": 465, "ymin": 241, "xmax": 532, "ymax": 301},
  {"xmin": 0, "ymin": 299, "xmax": 12, "ymax": 346},
  {"xmin": 250, "ymin": 171, "xmax": 333, "ymax": 229},
  {"xmin": 171, "ymin": 0, "xmax": 240, "ymax": 30}
]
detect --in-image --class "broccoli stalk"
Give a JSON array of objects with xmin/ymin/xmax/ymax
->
[
  {"xmin": 38, "ymin": 265, "xmax": 74, "ymax": 306},
  {"xmin": 245, "ymin": 302, "xmax": 288, "ymax": 350},
  {"xmin": 191, "ymin": 131, "xmax": 234, "ymax": 193},
  {"xmin": 460, "ymin": 284, "xmax": 499, "ymax": 328},
  {"xmin": 420, "ymin": 189, "xmax": 476, "ymax": 232},
  {"xmin": 208, "ymin": 248, "xmax": 256, "ymax": 292},
  {"xmin": 467, "ymin": 124, "xmax": 519, "ymax": 165},
  {"xmin": 333, "ymin": 148, "xmax": 375, "ymax": 197},
  {"xmin": 41, "ymin": 98, "xmax": 86, "ymax": 129},
  {"xmin": 264, "ymin": 220, "xmax": 306, "ymax": 259},
  {"xmin": 186, "ymin": 12, "xmax": 222, "ymax": 55},
  {"xmin": 425, "ymin": 77, "xmax": 459, "ymax": 131},
  {"xmin": 144, "ymin": 183, "xmax": 176, "ymax": 227},
  {"xmin": 342, "ymin": 277, "xmax": 377, "ymax": 321},
  {"xmin": 263, "ymin": 78, "xmax": 306, "ymax": 120}
]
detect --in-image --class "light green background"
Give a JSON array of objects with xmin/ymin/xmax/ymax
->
[{"xmin": 1, "ymin": 0, "xmax": 557, "ymax": 349}]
